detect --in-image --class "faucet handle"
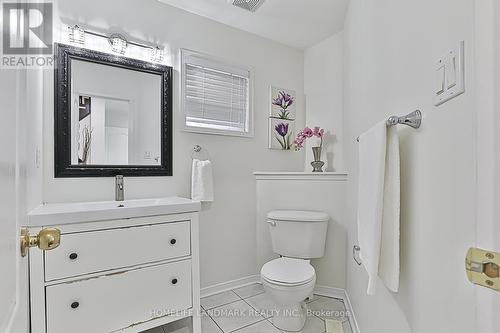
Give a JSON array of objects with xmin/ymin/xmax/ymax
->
[{"xmin": 115, "ymin": 175, "xmax": 125, "ymax": 201}]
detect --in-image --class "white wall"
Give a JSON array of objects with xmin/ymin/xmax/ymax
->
[
  {"xmin": 343, "ymin": 0, "xmax": 477, "ymax": 332},
  {"xmin": 26, "ymin": 70, "xmax": 44, "ymax": 211},
  {"xmin": 255, "ymin": 175, "xmax": 347, "ymax": 288},
  {"xmin": 304, "ymin": 33, "xmax": 344, "ymax": 172},
  {"xmin": 41, "ymin": 0, "xmax": 305, "ymax": 288}
]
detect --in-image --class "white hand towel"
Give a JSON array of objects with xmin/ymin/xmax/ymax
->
[
  {"xmin": 379, "ymin": 125, "xmax": 400, "ymax": 293},
  {"xmin": 357, "ymin": 122, "xmax": 400, "ymax": 295},
  {"xmin": 191, "ymin": 159, "xmax": 214, "ymax": 202}
]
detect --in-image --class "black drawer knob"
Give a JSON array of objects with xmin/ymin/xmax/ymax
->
[
  {"xmin": 71, "ymin": 302, "xmax": 79, "ymax": 309},
  {"xmin": 170, "ymin": 238, "xmax": 177, "ymax": 245},
  {"xmin": 69, "ymin": 253, "xmax": 78, "ymax": 260},
  {"xmin": 171, "ymin": 278, "xmax": 178, "ymax": 285}
]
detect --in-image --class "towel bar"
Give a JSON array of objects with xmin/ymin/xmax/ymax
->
[
  {"xmin": 353, "ymin": 245, "xmax": 362, "ymax": 266},
  {"xmin": 191, "ymin": 145, "xmax": 211, "ymax": 160},
  {"xmin": 193, "ymin": 145, "xmax": 202, "ymax": 153},
  {"xmin": 356, "ymin": 110, "xmax": 422, "ymax": 142}
]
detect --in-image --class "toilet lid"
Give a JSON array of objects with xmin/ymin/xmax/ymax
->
[
  {"xmin": 267, "ymin": 210, "xmax": 329, "ymax": 222},
  {"xmin": 261, "ymin": 257, "xmax": 315, "ymax": 285}
]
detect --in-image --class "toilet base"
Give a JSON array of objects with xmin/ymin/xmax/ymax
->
[
  {"xmin": 270, "ymin": 302, "xmax": 307, "ymax": 332},
  {"xmin": 261, "ymin": 261, "xmax": 316, "ymax": 332}
]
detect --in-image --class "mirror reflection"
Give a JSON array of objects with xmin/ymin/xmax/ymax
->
[{"xmin": 70, "ymin": 59, "xmax": 162, "ymax": 166}]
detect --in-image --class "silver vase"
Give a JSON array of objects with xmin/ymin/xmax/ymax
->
[{"xmin": 311, "ymin": 147, "xmax": 324, "ymax": 172}]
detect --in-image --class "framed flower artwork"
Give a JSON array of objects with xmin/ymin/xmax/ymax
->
[{"xmin": 268, "ymin": 86, "xmax": 296, "ymax": 150}]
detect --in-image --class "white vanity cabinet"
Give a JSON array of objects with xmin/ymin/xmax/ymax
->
[{"xmin": 26, "ymin": 197, "xmax": 201, "ymax": 333}]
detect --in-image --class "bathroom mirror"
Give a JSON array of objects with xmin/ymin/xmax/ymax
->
[{"xmin": 54, "ymin": 43, "xmax": 172, "ymax": 177}]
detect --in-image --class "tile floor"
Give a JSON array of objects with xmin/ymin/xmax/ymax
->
[{"xmin": 143, "ymin": 283, "xmax": 353, "ymax": 333}]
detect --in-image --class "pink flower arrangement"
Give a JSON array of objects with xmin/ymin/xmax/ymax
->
[{"xmin": 294, "ymin": 126, "xmax": 325, "ymax": 150}]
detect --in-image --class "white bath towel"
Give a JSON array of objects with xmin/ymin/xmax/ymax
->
[
  {"xmin": 357, "ymin": 122, "xmax": 400, "ymax": 295},
  {"xmin": 191, "ymin": 159, "xmax": 214, "ymax": 202}
]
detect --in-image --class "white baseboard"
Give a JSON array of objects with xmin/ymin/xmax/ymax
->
[
  {"xmin": 342, "ymin": 290, "xmax": 361, "ymax": 333},
  {"xmin": 313, "ymin": 285, "xmax": 346, "ymax": 299},
  {"xmin": 314, "ymin": 285, "xmax": 360, "ymax": 333},
  {"xmin": 200, "ymin": 275, "xmax": 260, "ymax": 298}
]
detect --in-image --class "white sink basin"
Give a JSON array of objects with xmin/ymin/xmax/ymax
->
[{"xmin": 28, "ymin": 197, "xmax": 201, "ymax": 227}]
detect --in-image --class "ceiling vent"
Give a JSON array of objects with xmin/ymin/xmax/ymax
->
[{"xmin": 231, "ymin": 0, "xmax": 265, "ymax": 12}]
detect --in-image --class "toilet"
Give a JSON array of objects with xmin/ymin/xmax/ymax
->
[{"xmin": 261, "ymin": 210, "xmax": 329, "ymax": 332}]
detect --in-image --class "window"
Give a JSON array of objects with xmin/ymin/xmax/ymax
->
[{"xmin": 181, "ymin": 49, "xmax": 253, "ymax": 137}]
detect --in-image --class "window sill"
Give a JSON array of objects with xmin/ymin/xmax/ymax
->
[{"xmin": 182, "ymin": 126, "xmax": 254, "ymax": 138}]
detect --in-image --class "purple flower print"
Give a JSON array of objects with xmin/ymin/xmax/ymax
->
[
  {"xmin": 274, "ymin": 122, "xmax": 291, "ymax": 150},
  {"xmin": 275, "ymin": 123, "xmax": 289, "ymax": 137},
  {"xmin": 272, "ymin": 90, "xmax": 295, "ymax": 120}
]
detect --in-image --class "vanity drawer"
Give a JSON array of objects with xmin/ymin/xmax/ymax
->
[
  {"xmin": 46, "ymin": 259, "xmax": 192, "ymax": 333},
  {"xmin": 45, "ymin": 221, "xmax": 191, "ymax": 281}
]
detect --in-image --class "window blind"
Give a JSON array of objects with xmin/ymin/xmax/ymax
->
[{"xmin": 183, "ymin": 53, "xmax": 251, "ymax": 134}]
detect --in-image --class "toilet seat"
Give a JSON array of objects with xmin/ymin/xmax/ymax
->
[{"xmin": 261, "ymin": 257, "xmax": 315, "ymax": 286}]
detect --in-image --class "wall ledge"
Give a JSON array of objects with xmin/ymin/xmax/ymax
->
[{"xmin": 253, "ymin": 171, "xmax": 348, "ymax": 181}]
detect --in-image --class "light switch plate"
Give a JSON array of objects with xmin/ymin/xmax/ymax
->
[
  {"xmin": 445, "ymin": 50, "xmax": 457, "ymax": 88},
  {"xmin": 435, "ymin": 61, "xmax": 445, "ymax": 95},
  {"xmin": 434, "ymin": 41, "xmax": 465, "ymax": 106}
]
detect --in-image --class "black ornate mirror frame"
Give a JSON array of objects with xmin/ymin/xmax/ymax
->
[{"xmin": 54, "ymin": 43, "xmax": 173, "ymax": 177}]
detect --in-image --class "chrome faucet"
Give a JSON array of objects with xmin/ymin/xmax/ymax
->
[{"xmin": 115, "ymin": 175, "xmax": 124, "ymax": 201}]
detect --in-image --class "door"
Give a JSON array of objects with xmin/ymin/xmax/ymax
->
[
  {"xmin": 474, "ymin": 0, "xmax": 500, "ymax": 331},
  {"xmin": 0, "ymin": 69, "xmax": 30, "ymax": 332}
]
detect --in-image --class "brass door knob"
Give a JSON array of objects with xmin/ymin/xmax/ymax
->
[
  {"xmin": 38, "ymin": 228, "xmax": 61, "ymax": 251},
  {"xmin": 466, "ymin": 247, "xmax": 500, "ymax": 291},
  {"xmin": 20, "ymin": 228, "xmax": 61, "ymax": 257}
]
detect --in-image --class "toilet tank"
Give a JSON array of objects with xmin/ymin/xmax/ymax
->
[{"xmin": 267, "ymin": 210, "xmax": 329, "ymax": 259}]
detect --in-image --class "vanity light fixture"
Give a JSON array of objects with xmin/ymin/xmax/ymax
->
[
  {"xmin": 66, "ymin": 24, "xmax": 165, "ymax": 63},
  {"xmin": 108, "ymin": 33, "xmax": 128, "ymax": 55},
  {"xmin": 68, "ymin": 25, "xmax": 85, "ymax": 45},
  {"xmin": 150, "ymin": 46, "xmax": 164, "ymax": 63}
]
